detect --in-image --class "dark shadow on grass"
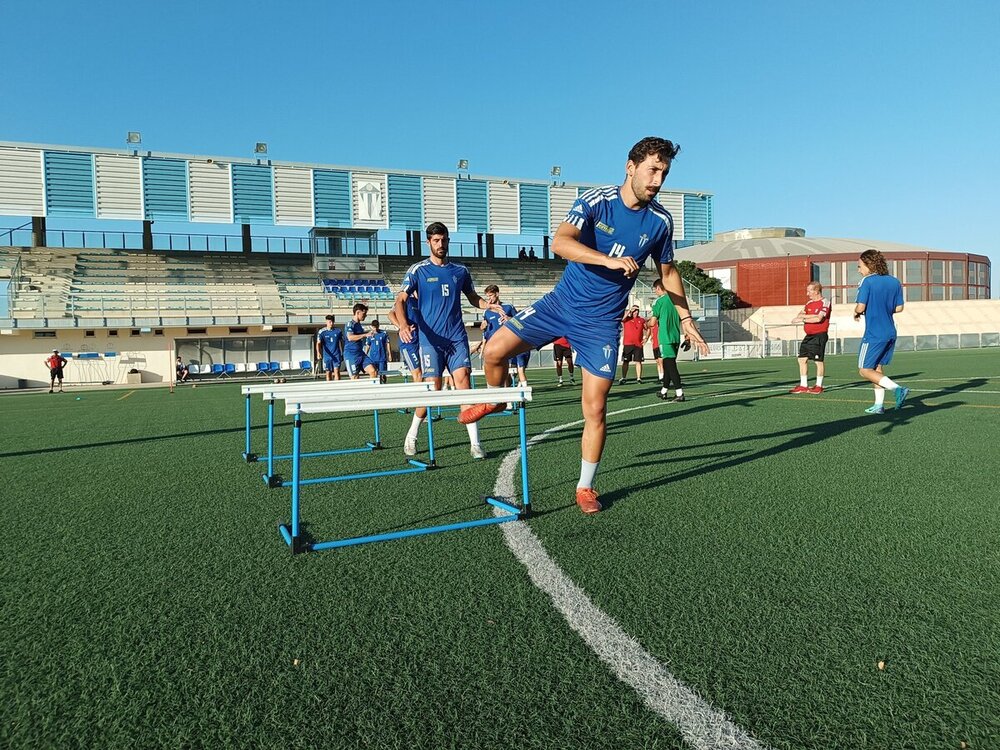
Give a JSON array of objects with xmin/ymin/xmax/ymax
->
[
  {"xmin": 0, "ymin": 415, "xmax": 353, "ymax": 459},
  {"xmin": 596, "ymin": 384, "xmax": 967, "ymax": 511}
]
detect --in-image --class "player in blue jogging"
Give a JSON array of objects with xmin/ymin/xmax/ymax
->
[
  {"xmin": 344, "ymin": 303, "xmax": 378, "ymax": 379},
  {"xmin": 459, "ymin": 137, "xmax": 709, "ymax": 515},
  {"xmin": 472, "ymin": 284, "xmax": 530, "ymax": 386},
  {"xmin": 365, "ymin": 319, "xmax": 392, "ymax": 383},
  {"xmin": 315, "ymin": 314, "xmax": 344, "ymax": 381},
  {"xmin": 392, "ymin": 222, "xmax": 505, "ymax": 460},
  {"xmin": 854, "ymin": 248, "xmax": 910, "ymax": 414}
]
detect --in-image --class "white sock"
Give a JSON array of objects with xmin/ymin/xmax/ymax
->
[
  {"xmin": 800, "ymin": 375, "xmax": 808, "ymax": 387},
  {"xmin": 660, "ymin": 387, "xmax": 668, "ymax": 396},
  {"xmin": 675, "ymin": 388, "xmax": 683, "ymax": 397},
  {"xmin": 874, "ymin": 389, "xmax": 886, "ymax": 406},
  {"xmin": 558, "ymin": 377, "xmax": 563, "ymax": 383},
  {"xmin": 406, "ymin": 414, "xmax": 424, "ymax": 441},
  {"xmin": 816, "ymin": 376, "xmax": 824, "ymax": 387},
  {"xmin": 577, "ymin": 460, "xmax": 600, "ymax": 490},
  {"xmin": 466, "ymin": 422, "xmax": 480, "ymax": 446},
  {"xmin": 877, "ymin": 376, "xmax": 898, "ymax": 391}
]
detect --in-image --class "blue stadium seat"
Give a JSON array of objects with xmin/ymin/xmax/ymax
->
[
  {"xmin": 256, "ymin": 361, "xmax": 270, "ymax": 376},
  {"xmin": 269, "ymin": 361, "xmax": 283, "ymax": 375},
  {"xmin": 224, "ymin": 363, "xmax": 236, "ymax": 378},
  {"xmin": 211, "ymin": 364, "xmax": 225, "ymax": 378},
  {"xmin": 299, "ymin": 360, "xmax": 313, "ymax": 375}
]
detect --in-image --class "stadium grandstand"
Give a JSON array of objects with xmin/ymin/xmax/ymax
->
[{"xmin": 0, "ymin": 140, "xmax": 714, "ymax": 388}]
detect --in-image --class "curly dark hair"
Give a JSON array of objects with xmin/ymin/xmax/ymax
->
[
  {"xmin": 860, "ymin": 249, "xmax": 889, "ymax": 276},
  {"xmin": 628, "ymin": 137, "xmax": 681, "ymax": 165}
]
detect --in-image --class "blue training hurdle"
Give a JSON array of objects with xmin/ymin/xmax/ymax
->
[
  {"xmin": 274, "ymin": 385, "xmax": 533, "ymax": 554},
  {"xmin": 241, "ymin": 380, "xmax": 438, "ymax": 487}
]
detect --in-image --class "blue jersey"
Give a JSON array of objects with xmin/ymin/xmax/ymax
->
[
  {"xmin": 399, "ymin": 259, "xmax": 475, "ymax": 343},
  {"xmin": 366, "ymin": 330, "xmax": 389, "ymax": 362},
  {"xmin": 483, "ymin": 303, "xmax": 517, "ymax": 341},
  {"xmin": 316, "ymin": 327, "xmax": 343, "ymax": 358},
  {"xmin": 857, "ymin": 274, "xmax": 903, "ymax": 341},
  {"xmin": 554, "ymin": 186, "xmax": 674, "ymax": 322},
  {"xmin": 343, "ymin": 319, "xmax": 367, "ymax": 357}
]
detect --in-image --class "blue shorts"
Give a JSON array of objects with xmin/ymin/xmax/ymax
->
[
  {"xmin": 509, "ymin": 351, "xmax": 530, "ymax": 369},
  {"xmin": 399, "ymin": 341, "xmax": 421, "ymax": 373},
  {"xmin": 504, "ymin": 291, "xmax": 620, "ymax": 380},
  {"xmin": 418, "ymin": 333, "xmax": 471, "ymax": 379},
  {"xmin": 346, "ymin": 352, "xmax": 375, "ymax": 377},
  {"xmin": 858, "ymin": 338, "xmax": 896, "ymax": 370},
  {"xmin": 322, "ymin": 356, "xmax": 341, "ymax": 372},
  {"xmin": 372, "ymin": 358, "xmax": 388, "ymax": 374}
]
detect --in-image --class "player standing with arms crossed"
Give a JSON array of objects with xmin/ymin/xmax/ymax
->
[{"xmin": 789, "ymin": 282, "xmax": 832, "ymax": 394}]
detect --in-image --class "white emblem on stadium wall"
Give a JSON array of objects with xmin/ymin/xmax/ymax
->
[{"xmin": 357, "ymin": 181, "xmax": 383, "ymax": 221}]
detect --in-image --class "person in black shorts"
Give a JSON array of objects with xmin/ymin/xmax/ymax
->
[
  {"xmin": 44, "ymin": 349, "xmax": 68, "ymax": 393},
  {"xmin": 552, "ymin": 336, "xmax": 575, "ymax": 386},
  {"xmin": 790, "ymin": 282, "xmax": 832, "ymax": 394}
]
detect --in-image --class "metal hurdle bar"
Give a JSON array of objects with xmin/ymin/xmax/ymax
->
[
  {"xmin": 277, "ymin": 385, "xmax": 533, "ymax": 554},
  {"xmin": 245, "ymin": 381, "xmax": 438, "ymax": 487},
  {"xmin": 241, "ymin": 379, "xmax": 378, "ymax": 463}
]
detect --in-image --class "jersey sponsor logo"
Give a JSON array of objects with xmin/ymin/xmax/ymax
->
[
  {"xmin": 596, "ymin": 221, "xmax": 615, "ymax": 235},
  {"xmin": 600, "ymin": 364, "xmax": 612, "ymax": 373},
  {"xmin": 508, "ymin": 318, "xmax": 524, "ymax": 330},
  {"xmin": 609, "ymin": 242, "xmax": 627, "ymax": 258},
  {"xmin": 427, "ymin": 277, "xmax": 438, "ymax": 282},
  {"xmin": 639, "ymin": 233, "xmax": 649, "ymax": 248}
]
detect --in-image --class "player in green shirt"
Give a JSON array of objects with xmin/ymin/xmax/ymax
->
[{"xmin": 649, "ymin": 279, "xmax": 686, "ymax": 402}]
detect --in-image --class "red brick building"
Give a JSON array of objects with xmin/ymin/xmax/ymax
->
[{"xmin": 677, "ymin": 228, "xmax": 991, "ymax": 308}]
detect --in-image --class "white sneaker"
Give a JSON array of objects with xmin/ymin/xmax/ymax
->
[
  {"xmin": 470, "ymin": 444, "xmax": 486, "ymax": 460},
  {"xmin": 557, "ymin": 379, "xmax": 563, "ymax": 387},
  {"xmin": 404, "ymin": 436, "xmax": 417, "ymax": 456}
]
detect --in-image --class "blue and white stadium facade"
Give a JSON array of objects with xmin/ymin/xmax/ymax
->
[{"xmin": 0, "ymin": 141, "xmax": 713, "ymax": 250}]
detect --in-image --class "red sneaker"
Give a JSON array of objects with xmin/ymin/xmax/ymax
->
[
  {"xmin": 807, "ymin": 386, "xmax": 824, "ymax": 394},
  {"xmin": 575, "ymin": 487, "xmax": 602, "ymax": 515},
  {"xmin": 457, "ymin": 402, "xmax": 507, "ymax": 424},
  {"xmin": 789, "ymin": 385, "xmax": 809, "ymax": 394}
]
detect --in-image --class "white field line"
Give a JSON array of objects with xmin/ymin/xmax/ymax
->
[{"xmin": 492, "ymin": 402, "xmax": 769, "ymax": 750}]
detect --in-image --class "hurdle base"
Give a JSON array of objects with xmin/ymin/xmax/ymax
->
[
  {"xmin": 243, "ymin": 452, "xmax": 259, "ymax": 463},
  {"xmin": 278, "ymin": 524, "xmax": 309, "ymax": 555},
  {"xmin": 263, "ymin": 473, "xmax": 284, "ymax": 488},
  {"xmin": 367, "ymin": 441, "xmax": 383, "ymax": 450},
  {"xmin": 485, "ymin": 495, "xmax": 530, "ymax": 519}
]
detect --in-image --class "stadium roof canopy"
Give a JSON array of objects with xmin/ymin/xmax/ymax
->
[{"xmin": 677, "ymin": 227, "xmax": 967, "ymax": 264}]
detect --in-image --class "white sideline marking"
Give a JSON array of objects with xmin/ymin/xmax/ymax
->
[{"xmin": 492, "ymin": 403, "xmax": 769, "ymax": 750}]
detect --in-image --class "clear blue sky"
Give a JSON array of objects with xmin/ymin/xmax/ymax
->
[{"xmin": 1, "ymin": 0, "xmax": 997, "ymax": 293}]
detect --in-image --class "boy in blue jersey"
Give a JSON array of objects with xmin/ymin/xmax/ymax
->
[
  {"xmin": 315, "ymin": 315, "xmax": 344, "ymax": 381},
  {"xmin": 365, "ymin": 319, "xmax": 392, "ymax": 384},
  {"xmin": 472, "ymin": 285, "xmax": 530, "ymax": 386},
  {"xmin": 344, "ymin": 303, "xmax": 378, "ymax": 380},
  {"xmin": 459, "ymin": 137, "xmax": 709, "ymax": 515},
  {"xmin": 854, "ymin": 248, "xmax": 910, "ymax": 414},
  {"xmin": 392, "ymin": 222, "xmax": 506, "ymax": 459}
]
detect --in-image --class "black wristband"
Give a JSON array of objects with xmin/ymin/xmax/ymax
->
[{"xmin": 680, "ymin": 316, "xmax": 693, "ymax": 322}]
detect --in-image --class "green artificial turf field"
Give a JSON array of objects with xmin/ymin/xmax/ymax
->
[{"xmin": 2, "ymin": 348, "xmax": 998, "ymax": 749}]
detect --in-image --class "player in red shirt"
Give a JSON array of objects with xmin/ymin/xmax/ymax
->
[
  {"xmin": 44, "ymin": 349, "xmax": 68, "ymax": 393},
  {"xmin": 618, "ymin": 305, "xmax": 649, "ymax": 385},
  {"xmin": 790, "ymin": 282, "xmax": 832, "ymax": 394},
  {"xmin": 552, "ymin": 336, "xmax": 575, "ymax": 386}
]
